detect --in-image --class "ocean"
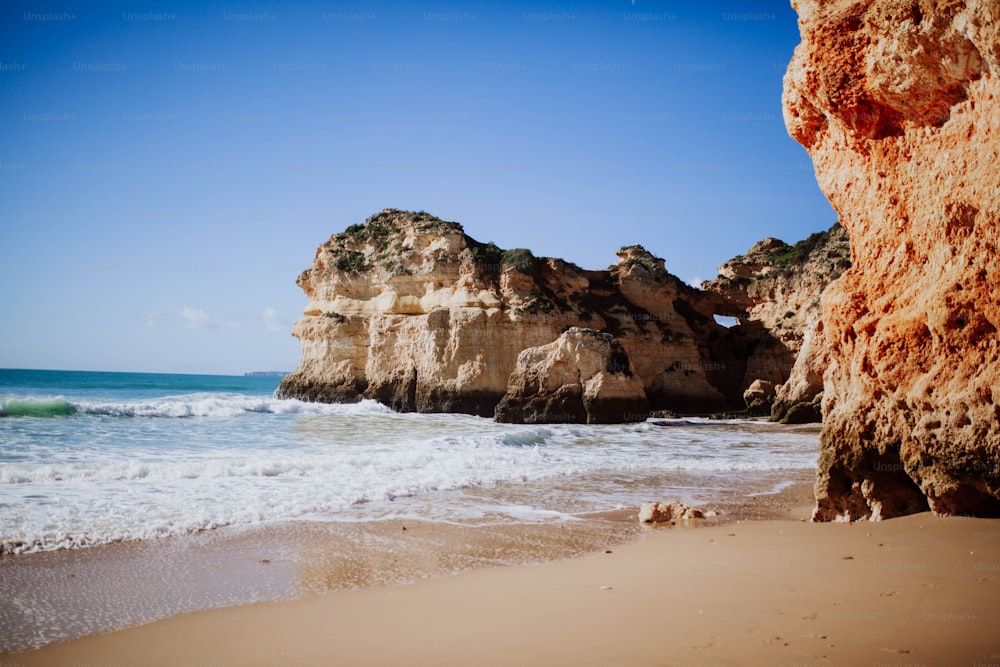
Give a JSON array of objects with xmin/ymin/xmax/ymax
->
[
  {"xmin": 1, "ymin": 368, "xmax": 820, "ymax": 652},
  {"xmin": 0, "ymin": 368, "xmax": 819, "ymax": 555}
]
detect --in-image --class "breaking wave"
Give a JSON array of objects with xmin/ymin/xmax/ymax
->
[
  {"xmin": 0, "ymin": 394, "xmax": 393, "ymax": 419},
  {"xmin": 0, "ymin": 397, "xmax": 78, "ymax": 418}
]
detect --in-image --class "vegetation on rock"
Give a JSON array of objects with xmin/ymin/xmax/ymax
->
[
  {"xmin": 501, "ymin": 248, "xmax": 537, "ymax": 272},
  {"xmin": 332, "ymin": 249, "xmax": 367, "ymax": 273},
  {"xmin": 282, "ymin": 207, "xmax": 847, "ymax": 424},
  {"xmin": 766, "ymin": 223, "xmax": 850, "ymax": 273}
]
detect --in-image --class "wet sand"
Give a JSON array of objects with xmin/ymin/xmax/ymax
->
[
  {"xmin": 7, "ymin": 477, "xmax": 999, "ymax": 666},
  {"xmin": 0, "ymin": 511, "xmax": 641, "ymax": 654},
  {"xmin": 0, "ymin": 469, "xmax": 813, "ymax": 654}
]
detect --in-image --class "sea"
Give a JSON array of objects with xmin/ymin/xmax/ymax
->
[
  {"xmin": 0, "ymin": 368, "xmax": 820, "ymax": 651},
  {"xmin": 0, "ymin": 368, "xmax": 820, "ymax": 555}
]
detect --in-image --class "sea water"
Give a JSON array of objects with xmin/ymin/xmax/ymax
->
[
  {"xmin": 0, "ymin": 368, "xmax": 819, "ymax": 555},
  {"xmin": 0, "ymin": 368, "xmax": 822, "ymax": 652}
]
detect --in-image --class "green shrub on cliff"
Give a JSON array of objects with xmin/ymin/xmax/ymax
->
[
  {"xmin": 334, "ymin": 250, "xmax": 367, "ymax": 273},
  {"xmin": 768, "ymin": 223, "xmax": 847, "ymax": 271},
  {"xmin": 413, "ymin": 210, "xmax": 446, "ymax": 230},
  {"xmin": 502, "ymin": 248, "xmax": 536, "ymax": 272},
  {"xmin": 365, "ymin": 219, "xmax": 397, "ymax": 241}
]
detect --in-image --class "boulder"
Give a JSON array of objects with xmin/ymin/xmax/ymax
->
[
  {"xmin": 743, "ymin": 379, "xmax": 778, "ymax": 414},
  {"xmin": 494, "ymin": 328, "xmax": 649, "ymax": 424},
  {"xmin": 638, "ymin": 502, "xmax": 706, "ymax": 524}
]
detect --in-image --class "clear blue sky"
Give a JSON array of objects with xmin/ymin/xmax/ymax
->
[{"xmin": 0, "ymin": 0, "xmax": 836, "ymax": 375}]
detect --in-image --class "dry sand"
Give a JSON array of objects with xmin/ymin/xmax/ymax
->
[{"xmin": 7, "ymin": 491, "xmax": 1000, "ymax": 667}]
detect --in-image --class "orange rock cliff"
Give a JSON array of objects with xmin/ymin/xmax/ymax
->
[{"xmin": 784, "ymin": 0, "xmax": 1000, "ymax": 519}]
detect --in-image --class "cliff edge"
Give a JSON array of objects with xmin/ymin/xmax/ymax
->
[{"xmin": 784, "ymin": 0, "xmax": 1000, "ymax": 519}]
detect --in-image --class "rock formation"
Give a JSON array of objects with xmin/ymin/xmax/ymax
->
[
  {"xmin": 705, "ymin": 223, "xmax": 851, "ymax": 421},
  {"xmin": 784, "ymin": 0, "xmax": 1000, "ymax": 518},
  {"xmin": 494, "ymin": 328, "xmax": 649, "ymax": 424},
  {"xmin": 771, "ymin": 318, "xmax": 828, "ymax": 424},
  {"xmin": 279, "ymin": 209, "xmax": 755, "ymax": 420},
  {"xmin": 638, "ymin": 501, "xmax": 706, "ymax": 523},
  {"xmin": 743, "ymin": 379, "xmax": 778, "ymax": 414}
]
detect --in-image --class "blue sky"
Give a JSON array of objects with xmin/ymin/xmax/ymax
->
[{"xmin": 0, "ymin": 0, "xmax": 836, "ymax": 375}]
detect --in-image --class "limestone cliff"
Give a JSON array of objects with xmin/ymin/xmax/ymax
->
[
  {"xmin": 705, "ymin": 223, "xmax": 851, "ymax": 421},
  {"xmin": 494, "ymin": 328, "xmax": 649, "ymax": 424},
  {"xmin": 706, "ymin": 224, "xmax": 850, "ymax": 355},
  {"xmin": 278, "ymin": 209, "xmax": 749, "ymax": 419},
  {"xmin": 784, "ymin": 0, "xmax": 1000, "ymax": 518},
  {"xmin": 771, "ymin": 317, "xmax": 829, "ymax": 424}
]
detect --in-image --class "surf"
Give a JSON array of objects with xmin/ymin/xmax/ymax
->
[{"xmin": 0, "ymin": 397, "xmax": 77, "ymax": 418}]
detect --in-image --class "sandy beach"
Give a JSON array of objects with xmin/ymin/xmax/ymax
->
[
  {"xmin": 3, "ymin": 0, "xmax": 999, "ymax": 664},
  {"xmin": 7, "ymin": 482, "xmax": 999, "ymax": 667}
]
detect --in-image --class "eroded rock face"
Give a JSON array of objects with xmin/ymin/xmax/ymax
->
[
  {"xmin": 743, "ymin": 379, "xmax": 778, "ymax": 415},
  {"xmin": 705, "ymin": 223, "xmax": 851, "ymax": 420},
  {"xmin": 706, "ymin": 225, "xmax": 850, "ymax": 354},
  {"xmin": 638, "ymin": 501, "xmax": 706, "ymax": 523},
  {"xmin": 278, "ymin": 209, "xmax": 746, "ymax": 419},
  {"xmin": 494, "ymin": 328, "xmax": 649, "ymax": 424},
  {"xmin": 771, "ymin": 318, "xmax": 827, "ymax": 424},
  {"xmin": 784, "ymin": 0, "xmax": 1000, "ymax": 519}
]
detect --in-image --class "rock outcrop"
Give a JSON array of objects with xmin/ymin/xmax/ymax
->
[
  {"xmin": 706, "ymin": 225, "xmax": 850, "ymax": 354},
  {"xmin": 494, "ymin": 328, "xmax": 649, "ymax": 424},
  {"xmin": 705, "ymin": 223, "xmax": 851, "ymax": 421},
  {"xmin": 743, "ymin": 379, "xmax": 778, "ymax": 414},
  {"xmin": 771, "ymin": 318, "xmax": 828, "ymax": 424},
  {"xmin": 638, "ymin": 501, "xmax": 706, "ymax": 523},
  {"xmin": 784, "ymin": 0, "xmax": 1000, "ymax": 518},
  {"xmin": 279, "ymin": 209, "xmax": 756, "ymax": 420}
]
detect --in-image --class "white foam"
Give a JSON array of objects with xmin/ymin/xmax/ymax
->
[
  {"xmin": 747, "ymin": 479, "xmax": 797, "ymax": 496},
  {"xmin": 0, "ymin": 408, "xmax": 819, "ymax": 554},
  {"xmin": 70, "ymin": 394, "xmax": 393, "ymax": 418}
]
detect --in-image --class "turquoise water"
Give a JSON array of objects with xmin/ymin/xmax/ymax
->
[
  {"xmin": 0, "ymin": 368, "xmax": 283, "ymax": 414},
  {"xmin": 0, "ymin": 368, "xmax": 819, "ymax": 555}
]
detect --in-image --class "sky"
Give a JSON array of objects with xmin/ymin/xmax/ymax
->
[{"xmin": 0, "ymin": 0, "xmax": 838, "ymax": 375}]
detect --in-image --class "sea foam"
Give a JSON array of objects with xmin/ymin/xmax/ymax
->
[
  {"xmin": 0, "ymin": 382, "xmax": 819, "ymax": 554},
  {"xmin": 1, "ymin": 393, "xmax": 392, "ymax": 419}
]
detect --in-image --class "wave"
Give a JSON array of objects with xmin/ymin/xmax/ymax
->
[
  {"xmin": 0, "ymin": 396, "xmax": 820, "ymax": 554},
  {"xmin": 0, "ymin": 394, "xmax": 393, "ymax": 419},
  {"xmin": 501, "ymin": 429, "xmax": 551, "ymax": 448},
  {"xmin": 0, "ymin": 397, "xmax": 78, "ymax": 418},
  {"xmin": 0, "ymin": 429, "xmax": 563, "ymax": 553}
]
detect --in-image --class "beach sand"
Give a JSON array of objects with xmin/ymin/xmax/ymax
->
[{"xmin": 7, "ymin": 481, "xmax": 999, "ymax": 667}]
